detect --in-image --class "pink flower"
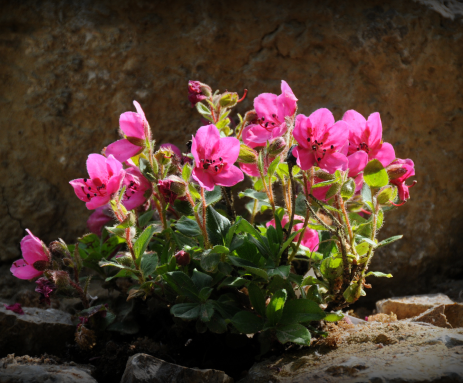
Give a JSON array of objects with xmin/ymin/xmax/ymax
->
[
  {"xmin": 242, "ymin": 80, "xmax": 297, "ymax": 148},
  {"xmin": 10, "ymin": 229, "xmax": 50, "ymax": 280},
  {"xmin": 158, "ymin": 176, "xmax": 187, "ymax": 204},
  {"xmin": 70, "ymin": 154, "xmax": 126, "ymax": 210},
  {"xmin": 191, "ymin": 124, "xmax": 244, "ymax": 191},
  {"xmin": 87, "ymin": 205, "xmax": 113, "ymax": 236},
  {"xmin": 387, "ymin": 158, "xmax": 416, "ymax": 201},
  {"xmin": 342, "ymin": 110, "xmax": 395, "ymax": 167},
  {"xmin": 4, "ymin": 303, "xmax": 24, "ymax": 315},
  {"xmin": 35, "ymin": 277, "xmax": 56, "ymax": 305},
  {"xmin": 239, "ymin": 153, "xmax": 276, "ymax": 178},
  {"xmin": 293, "ymin": 109, "xmax": 349, "ymax": 173},
  {"xmin": 122, "ymin": 163, "xmax": 152, "ymax": 210},
  {"xmin": 188, "ymin": 81, "xmax": 211, "ymax": 107},
  {"xmin": 267, "ymin": 215, "xmax": 319, "ymax": 251},
  {"xmin": 105, "ymin": 101, "xmax": 149, "ymax": 163}
]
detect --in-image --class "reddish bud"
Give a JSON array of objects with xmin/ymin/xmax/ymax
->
[
  {"xmin": 268, "ymin": 137, "xmax": 286, "ymax": 155},
  {"xmin": 175, "ymin": 250, "xmax": 190, "ymax": 266},
  {"xmin": 188, "ymin": 81, "xmax": 211, "ymax": 107}
]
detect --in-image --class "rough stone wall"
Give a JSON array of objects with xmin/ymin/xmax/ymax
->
[{"xmin": 0, "ymin": 0, "xmax": 462, "ymax": 302}]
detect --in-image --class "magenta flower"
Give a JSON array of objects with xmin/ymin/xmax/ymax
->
[
  {"xmin": 87, "ymin": 205, "xmax": 113, "ymax": 236},
  {"xmin": 242, "ymin": 80, "xmax": 297, "ymax": 148},
  {"xmin": 239, "ymin": 153, "xmax": 276, "ymax": 178},
  {"xmin": 267, "ymin": 215, "xmax": 319, "ymax": 251},
  {"xmin": 188, "ymin": 81, "xmax": 211, "ymax": 107},
  {"xmin": 387, "ymin": 158, "xmax": 416, "ymax": 201},
  {"xmin": 35, "ymin": 277, "xmax": 57, "ymax": 305},
  {"xmin": 122, "ymin": 163, "xmax": 152, "ymax": 210},
  {"xmin": 105, "ymin": 101, "xmax": 149, "ymax": 163},
  {"xmin": 10, "ymin": 229, "xmax": 50, "ymax": 280},
  {"xmin": 70, "ymin": 154, "xmax": 125, "ymax": 210},
  {"xmin": 342, "ymin": 110, "xmax": 395, "ymax": 167},
  {"xmin": 191, "ymin": 124, "xmax": 244, "ymax": 191},
  {"xmin": 293, "ymin": 108, "xmax": 349, "ymax": 173},
  {"xmin": 4, "ymin": 303, "xmax": 24, "ymax": 315}
]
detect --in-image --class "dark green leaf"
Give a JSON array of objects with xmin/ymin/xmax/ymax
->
[
  {"xmin": 267, "ymin": 265, "xmax": 291, "ymax": 279},
  {"xmin": 248, "ymin": 283, "xmax": 267, "ymax": 317},
  {"xmin": 191, "ymin": 268, "xmax": 213, "ymax": 290},
  {"xmin": 134, "ymin": 225, "xmax": 158, "ymax": 261},
  {"xmin": 206, "ymin": 206, "xmax": 231, "ymax": 246},
  {"xmin": 205, "ymin": 186, "xmax": 222, "ymax": 206},
  {"xmin": 200, "ymin": 301, "xmax": 215, "ymax": 322},
  {"xmin": 176, "ymin": 216, "xmax": 202, "ymax": 237},
  {"xmin": 138, "ymin": 211, "xmax": 154, "ymax": 228},
  {"xmin": 276, "ymin": 324, "xmax": 311, "ymax": 345},
  {"xmin": 171, "ymin": 303, "xmax": 201, "ymax": 320},
  {"xmin": 280, "ymin": 299, "xmax": 326, "ymax": 324},
  {"xmin": 231, "ymin": 311, "xmax": 264, "ymax": 334},
  {"xmin": 200, "ymin": 251, "xmax": 221, "ymax": 272},
  {"xmin": 140, "ymin": 252, "xmax": 158, "ymax": 278},
  {"xmin": 266, "ymin": 289, "xmax": 287, "ymax": 326},
  {"xmin": 377, "ymin": 235, "xmax": 403, "ymax": 248}
]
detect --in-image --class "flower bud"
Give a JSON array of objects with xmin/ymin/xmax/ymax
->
[
  {"xmin": 188, "ymin": 81, "xmax": 210, "ymax": 107},
  {"xmin": 238, "ymin": 144, "xmax": 258, "ymax": 164},
  {"xmin": 244, "ymin": 110, "xmax": 258, "ymax": 124},
  {"xmin": 175, "ymin": 250, "xmax": 190, "ymax": 266},
  {"xmin": 219, "ymin": 92, "xmax": 239, "ymax": 108},
  {"xmin": 199, "ymin": 83, "xmax": 212, "ymax": 98},
  {"xmin": 314, "ymin": 169, "xmax": 336, "ymax": 181},
  {"xmin": 386, "ymin": 164, "xmax": 408, "ymax": 180},
  {"xmin": 49, "ymin": 240, "xmax": 69, "ymax": 259},
  {"xmin": 268, "ymin": 137, "xmax": 286, "ymax": 155},
  {"xmin": 340, "ymin": 178, "xmax": 356, "ymax": 200},
  {"xmin": 50, "ymin": 270, "xmax": 71, "ymax": 289},
  {"xmin": 115, "ymin": 253, "xmax": 134, "ymax": 267},
  {"xmin": 376, "ymin": 185, "xmax": 397, "ymax": 205}
]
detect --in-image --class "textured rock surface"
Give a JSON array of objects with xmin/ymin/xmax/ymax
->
[
  {"xmin": 121, "ymin": 353, "xmax": 233, "ymax": 383},
  {"xmin": 1, "ymin": 0, "xmax": 462, "ymax": 303},
  {"xmin": 238, "ymin": 321, "xmax": 463, "ymax": 383},
  {"xmin": 0, "ymin": 355, "xmax": 96, "ymax": 383},
  {"xmin": 0, "ymin": 302, "xmax": 75, "ymax": 357},
  {"xmin": 377, "ymin": 293, "xmax": 454, "ymax": 319}
]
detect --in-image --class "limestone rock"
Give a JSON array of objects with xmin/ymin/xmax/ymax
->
[
  {"xmin": 1, "ymin": 0, "xmax": 463, "ymax": 305},
  {"xmin": 0, "ymin": 302, "xmax": 75, "ymax": 357},
  {"xmin": 121, "ymin": 353, "xmax": 233, "ymax": 383},
  {"xmin": 410, "ymin": 304, "xmax": 452, "ymax": 328},
  {"xmin": 376, "ymin": 293, "xmax": 454, "ymax": 319},
  {"xmin": 0, "ymin": 354, "xmax": 96, "ymax": 383},
  {"xmin": 238, "ymin": 321, "xmax": 463, "ymax": 383}
]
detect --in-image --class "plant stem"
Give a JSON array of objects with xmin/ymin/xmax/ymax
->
[
  {"xmin": 288, "ymin": 207, "xmax": 310, "ymax": 263},
  {"xmin": 287, "ymin": 163, "xmax": 297, "ymax": 237},
  {"xmin": 259, "ymin": 171, "xmax": 276, "ymax": 215},
  {"xmin": 339, "ymin": 195, "xmax": 355, "ymax": 249},
  {"xmin": 250, "ymin": 199, "xmax": 258, "ymax": 225},
  {"xmin": 221, "ymin": 186, "xmax": 236, "ymax": 223},
  {"xmin": 185, "ymin": 191, "xmax": 209, "ymax": 248},
  {"xmin": 200, "ymin": 187, "xmax": 210, "ymax": 248}
]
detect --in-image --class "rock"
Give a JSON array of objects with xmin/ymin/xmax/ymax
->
[
  {"xmin": 376, "ymin": 293, "xmax": 454, "ymax": 319},
  {"xmin": 238, "ymin": 321, "xmax": 463, "ymax": 383},
  {"xmin": 0, "ymin": 0, "xmax": 462, "ymax": 304},
  {"xmin": 410, "ymin": 304, "xmax": 452, "ymax": 328},
  {"xmin": 444, "ymin": 303, "xmax": 463, "ymax": 328},
  {"xmin": 0, "ymin": 302, "xmax": 75, "ymax": 357},
  {"xmin": 0, "ymin": 354, "xmax": 96, "ymax": 383},
  {"xmin": 121, "ymin": 353, "xmax": 233, "ymax": 383}
]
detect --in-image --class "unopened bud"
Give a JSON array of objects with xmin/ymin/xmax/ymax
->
[
  {"xmin": 219, "ymin": 92, "xmax": 239, "ymax": 108},
  {"xmin": 33, "ymin": 260, "xmax": 50, "ymax": 271},
  {"xmin": 377, "ymin": 185, "xmax": 397, "ymax": 205},
  {"xmin": 49, "ymin": 240, "xmax": 69, "ymax": 258},
  {"xmin": 50, "ymin": 270, "xmax": 71, "ymax": 289},
  {"xmin": 340, "ymin": 178, "xmax": 356, "ymax": 200},
  {"xmin": 115, "ymin": 253, "xmax": 134, "ymax": 267},
  {"xmin": 326, "ymin": 182, "xmax": 341, "ymax": 200},
  {"xmin": 125, "ymin": 136, "xmax": 146, "ymax": 147},
  {"xmin": 314, "ymin": 169, "xmax": 336, "ymax": 181},
  {"xmin": 244, "ymin": 110, "xmax": 258, "ymax": 123},
  {"xmin": 268, "ymin": 137, "xmax": 286, "ymax": 155},
  {"xmin": 238, "ymin": 144, "xmax": 258, "ymax": 164},
  {"xmin": 199, "ymin": 83, "xmax": 212, "ymax": 98},
  {"xmin": 175, "ymin": 250, "xmax": 190, "ymax": 266},
  {"xmin": 188, "ymin": 81, "xmax": 210, "ymax": 107},
  {"xmin": 386, "ymin": 164, "xmax": 408, "ymax": 180}
]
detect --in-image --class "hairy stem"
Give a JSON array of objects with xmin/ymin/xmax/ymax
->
[
  {"xmin": 250, "ymin": 199, "xmax": 258, "ymax": 225},
  {"xmin": 221, "ymin": 186, "xmax": 236, "ymax": 223},
  {"xmin": 200, "ymin": 187, "xmax": 210, "ymax": 248}
]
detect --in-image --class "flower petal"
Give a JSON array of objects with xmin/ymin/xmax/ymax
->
[
  {"xmin": 347, "ymin": 151, "xmax": 369, "ymax": 177},
  {"xmin": 322, "ymin": 120, "xmax": 350, "ymax": 150},
  {"xmin": 86, "ymin": 195, "xmax": 111, "ymax": 210},
  {"xmin": 87, "ymin": 154, "xmax": 109, "ymax": 181},
  {"xmin": 239, "ymin": 162, "xmax": 260, "ymax": 177},
  {"xmin": 192, "ymin": 124, "xmax": 220, "ymax": 161},
  {"xmin": 87, "ymin": 206, "xmax": 113, "ymax": 236},
  {"xmin": 365, "ymin": 112, "xmax": 382, "ymax": 148},
  {"xmin": 192, "ymin": 168, "xmax": 215, "ymax": 191},
  {"xmin": 212, "ymin": 164, "xmax": 244, "ymax": 188},
  {"xmin": 213, "ymin": 137, "xmax": 241, "ymax": 164},
  {"xmin": 370, "ymin": 142, "xmax": 395, "ymax": 167},
  {"xmin": 133, "ymin": 100, "xmax": 146, "ymax": 120},
  {"xmin": 300, "ymin": 228, "xmax": 319, "ymax": 251},
  {"xmin": 318, "ymin": 152, "xmax": 348, "ymax": 173},
  {"xmin": 294, "ymin": 146, "xmax": 316, "ymax": 171},
  {"xmin": 308, "ymin": 108, "xmax": 335, "ymax": 135},
  {"xmin": 20, "ymin": 230, "xmax": 48, "ymax": 264},
  {"xmin": 277, "ymin": 80, "xmax": 297, "ymax": 120},
  {"xmin": 342, "ymin": 109, "xmax": 366, "ymax": 139},
  {"xmin": 106, "ymin": 155, "xmax": 123, "ymax": 178},
  {"xmin": 254, "ymin": 93, "xmax": 278, "ymax": 122},
  {"xmin": 105, "ymin": 139, "xmax": 143, "ymax": 163},
  {"xmin": 293, "ymin": 114, "xmax": 311, "ymax": 149},
  {"xmin": 69, "ymin": 179, "xmax": 90, "ymax": 202},
  {"xmin": 242, "ymin": 124, "xmax": 273, "ymax": 148},
  {"xmin": 10, "ymin": 259, "xmax": 43, "ymax": 280},
  {"xmin": 119, "ymin": 111, "xmax": 145, "ymax": 139}
]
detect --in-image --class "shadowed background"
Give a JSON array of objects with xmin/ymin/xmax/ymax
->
[{"xmin": 0, "ymin": 0, "xmax": 462, "ymax": 305}]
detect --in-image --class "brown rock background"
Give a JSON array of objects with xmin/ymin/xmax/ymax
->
[{"xmin": 1, "ymin": 0, "xmax": 462, "ymax": 303}]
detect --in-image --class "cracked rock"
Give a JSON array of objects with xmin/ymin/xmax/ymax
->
[
  {"xmin": 0, "ymin": 302, "xmax": 75, "ymax": 357},
  {"xmin": 121, "ymin": 353, "xmax": 234, "ymax": 383}
]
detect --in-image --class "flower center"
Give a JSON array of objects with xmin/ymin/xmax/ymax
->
[
  {"xmin": 81, "ymin": 178, "xmax": 107, "ymax": 201},
  {"xmin": 306, "ymin": 137, "xmax": 336, "ymax": 162},
  {"xmin": 258, "ymin": 114, "xmax": 280, "ymax": 131},
  {"xmin": 201, "ymin": 157, "xmax": 225, "ymax": 174},
  {"xmin": 124, "ymin": 180, "xmax": 138, "ymax": 201},
  {"xmin": 357, "ymin": 142, "xmax": 370, "ymax": 153}
]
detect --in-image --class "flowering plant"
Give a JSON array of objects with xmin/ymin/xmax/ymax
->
[{"xmin": 11, "ymin": 80, "xmax": 416, "ymax": 351}]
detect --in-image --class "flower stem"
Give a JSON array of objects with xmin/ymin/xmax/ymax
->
[
  {"xmin": 250, "ymin": 199, "xmax": 258, "ymax": 225},
  {"xmin": 200, "ymin": 187, "xmax": 211, "ymax": 248}
]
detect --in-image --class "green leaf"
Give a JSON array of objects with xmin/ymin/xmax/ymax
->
[
  {"xmin": 248, "ymin": 283, "xmax": 267, "ymax": 317},
  {"xmin": 361, "ymin": 182, "xmax": 372, "ymax": 202},
  {"xmin": 195, "ymin": 101, "xmax": 211, "ymax": 116},
  {"xmin": 134, "ymin": 225, "xmax": 158, "ymax": 261},
  {"xmin": 188, "ymin": 184, "xmax": 201, "ymax": 200},
  {"xmin": 268, "ymin": 156, "xmax": 280, "ymax": 177},
  {"xmin": 341, "ymin": 178, "xmax": 356, "ymax": 200},
  {"xmin": 176, "ymin": 216, "xmax": 202, "ymax": 237},
  {"xmin": 266, "ymin": 289, "xmax": 287, "ymax": 326},
  {"xmin": 219, "ymin": 277, "xmax": 248, "ymax": 289},
  {"xmin": 171, "ymin": 303, "xmax": 201, "ymax": 320},
  {"xmin": 191, "ymin": 268, "xmax": 213, "ymax": 290},
  {"xmin": 363, "ymin": 159, "xmax": 389, "ymax": 188},
  {"xmin": 206, "ymin": 206, "xmax": 231, "ymax": 246},
  {"xmin": 228, "ymin": 256, "xmax": 268, "ymax": 280},
  {"xmin": 105, "ymin": 269, "xmax": 136, "ymax": 281},
  {"xmin": 343, "ymin": 282, "xmax": 365, "ymax": 303},
  {"xmin": 366, "ymin": 271, "xmax": 393, "ymax": 278},
  {"xmin": 320, "ymin": 256, "xmax": 343, "ymax": 280},
  {"xmin": 355, "ymin": 242, "xmax": 370, "ymax": 256},
  {"xmin": 199, "ymin": 287, "xmax": 213, "ymax": 302},
  {"xmin": 231, "ymin": 311, "xmax": 264, "ymax": 334},
  {"xmin": 205, "ymin": 186, "xmax": 222, "ymax": 206},
  {"xmin": 324, "ymin": 311, "xmax": 344, "ymax": 322},
  {"xmin": 301, "ymin": 276, "xmax": 328, "ymax": 289},
  {"xmin": 238, "ymin": 189, "xmax": 270, "ymax": 204},
  {"xmin": 312, "ymin": 178, "xmax": 338, "ymax": 189},
  {"xmin": 182, "ymin": 163, "xmax": 192, "ymax": 182},
  {"xmin": 276, "ymin": 324, "xmax": 311, "ymax": 346},
  {"xmin": 200, "ymin": 251, "xmax": 221, "ymax": 272},
  {"xmin": 377, "ymin": 235, "xmax": 403, "ymax": 248},
  {"xmin": 294, "ymin": 194, "xmax": 307, "ymax": 216},
  {"xmin": 163, "ymin": 271, "xmax": 200, "ymax": 301},
  {"xmin": 267, "ymin": 265, "xmax": 291, "ymax": 279},
  {"xmin": 280, "ymin": 299, "xmax": 326, "ymax": 324},
  {"xmin": 139, "ymin": 158, "xmax": 157, "ymax": 181},
  {"xmin": 140, "ymin": 252, "xmax": 158, "ymax": 278},
  {"xmin": 172, "ymin": 231, "xmax": 197, "ymax": 248},
  {"xmin": 318, "ymin": 231, "xmax": 336, "ymax": 259},
  {"xmin": 138, "ymin": 211, "xmax": 154, "ymax": 228},
  {"xmin": 212, "ymin": 245, "xmax": 229, "ymax": 254}
]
